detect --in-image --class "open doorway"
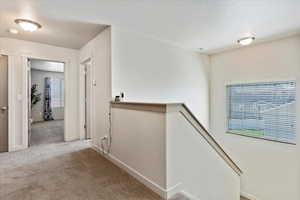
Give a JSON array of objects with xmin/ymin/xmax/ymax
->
[
  {"xmin": 83, "ymin": 59, "xmax": 92, "ymax": 140},
  {"xmin": 28, "ymin": 59, "xmax": 65, "ymax": 146}
]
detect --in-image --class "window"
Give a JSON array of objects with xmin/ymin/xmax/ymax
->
[
  {"xmin": 227, "ymin": 81, "xmax": 296, "ymax": 144},
  {"xmin": 51, "ymin": 78, "xmax": 64, "ymax": 108}
]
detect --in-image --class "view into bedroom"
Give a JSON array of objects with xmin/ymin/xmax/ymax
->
[{"xmin": 29, "ymin": 59, "xmax": 65, "ymax": 147}]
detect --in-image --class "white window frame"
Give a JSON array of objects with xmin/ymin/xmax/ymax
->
[{"xmin": 226, "ymin": 80, "xmax": 297, "ymax": 145}]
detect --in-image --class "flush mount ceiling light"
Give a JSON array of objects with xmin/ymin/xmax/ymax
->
[
  {"xmin": 8, "ymin": 28, "xmax": 19, "ymax": 34},
  {"xmin": 237, "ymin": 36, "xmax": 255, "ymax": 46},
  {"xmin": 15, "ymin": 19, "xmax": 42, "ymax": 32}
]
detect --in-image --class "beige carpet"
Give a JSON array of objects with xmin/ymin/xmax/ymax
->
[
  {"xmin": 30, "ymin": 120, "xmax": 64, "ymax": 146},
  {"xmin": 0, "ymin": 141, "xmax": 245, "ymax": 200},
  {"xmin": 0, "ymin": 141, "xmax": 162, "ymax": 200}
]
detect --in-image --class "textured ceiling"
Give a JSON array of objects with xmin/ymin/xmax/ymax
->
[
  {"xmin": 0, "ymin": 0, "xmax": 299, "ymax": 52},
  {"xmin": 0, "ymin": 2, "xmax": 107, "ymax": 49}
]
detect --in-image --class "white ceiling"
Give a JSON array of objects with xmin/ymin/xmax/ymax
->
[
  {"xmin": 0, "ymin": 2, "xmax": 107, "ymax": 49},
  {"xmin": 1, "ymin": 0, "xmax": 299, "ymax": 52}
]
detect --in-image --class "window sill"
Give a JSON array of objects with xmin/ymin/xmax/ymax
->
[{"xmin": 226, "ymin": 131, "xmax": 296, "ymax": 145}]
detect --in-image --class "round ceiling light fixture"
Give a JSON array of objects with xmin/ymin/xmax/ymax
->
[
  {"xmin": 237, "ymin": 36, "xmax": 255, "ymax": 46},
  {"xmin": 15, "ymin": 19, "xmax": 42, "ymax": 32},
  {"xmin": 8, "ymin": 28, "xmax": 19, "ymax": 34}
]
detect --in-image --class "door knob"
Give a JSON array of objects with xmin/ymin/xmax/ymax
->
[{"xmin": 1, "ymin": 106, "xmax": 8, "ymax": 111}]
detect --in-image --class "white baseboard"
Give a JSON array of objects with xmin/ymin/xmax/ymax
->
[
  {"xmin": 10, "ymin": 144, "xmax": 27, "ymax": 152},
  {"xmin": 166, "ymin": 183, "xmax": 183, "ymax": 199},
  {"xmin": 241, "ymin": 191, "xmax": 259, "ymax": 200},
  {"xmin": 179, "ymin": 191, "xmax": 199, "ymax": 200},
  {"xmin": 92, "ymin": 144, "xmax": 182, "ymax": 200}
]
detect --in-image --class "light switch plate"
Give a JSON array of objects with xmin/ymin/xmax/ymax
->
[{"xmin": 17, "ymin": 94, "xmax": 23, "ymax": 101}]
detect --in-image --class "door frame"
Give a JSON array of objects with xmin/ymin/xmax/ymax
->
[
  {"xmin": 79, "ymin": 57, "xmax": 94, "ymax": 140},
  {"xmin": 22, "ymin": 55, "xmax": 69, "ymax": 148}
]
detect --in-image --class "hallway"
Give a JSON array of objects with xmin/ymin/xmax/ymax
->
[{"xmin": 30, "ymin": 120, "xmax": 64, "ymax": 146}]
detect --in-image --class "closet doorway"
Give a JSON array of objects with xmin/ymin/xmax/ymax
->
[{"xmin": 83, "ymin": 59, "xmax": 92, "ymax": 140}]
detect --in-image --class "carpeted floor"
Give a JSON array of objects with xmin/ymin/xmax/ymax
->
[
  {"xmin": 0, "ymin": 140, "xmax": 246, "ymax": 200},
  {"xmin": 30, "ymin": 120, "xmax": 64, "ymax": 146},
  {"xmin": 0, "ymin": 141, "xmax": 162, "ymax": 200}
]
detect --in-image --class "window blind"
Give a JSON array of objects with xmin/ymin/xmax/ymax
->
[
  {"xmin": 51, "ymin": 78, "xmax": 64, "ymax": 108},
  {"xmin": 227, "ymin": 81, "xmax": 296, "ymax": 144}
]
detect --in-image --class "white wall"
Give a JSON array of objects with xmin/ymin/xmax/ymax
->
[
  {"xmin": 108, "ymin": 104, "xmax": 240, "ymax": 199},
  {"xmin": 210, "ymin": 35, "xmax": 300, "ymax": 200},
  {"xmin": 79, "ymin": 27, "xmax": 111, "ymax": 144},
  {"xmin": 111, "ymin": 28, "xmax": 210, "ymax": 128},
  {"xmin": 79, "ymin": 26, "xmax": 210, "ymax": 150},
  {"xmin": 166, "ymin": 110, "xmax": 240, "ymax": 200},
  {"xmin": 110, "ymin": 107, "xmax": 167, "ymax": 196},
  {"xmin": 31, "ymin": 69, "xmax": 64, "ymax": 122},
  {"xmin": 0, "ymin": 37, "xmax": 79, "ymax": 151}
]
